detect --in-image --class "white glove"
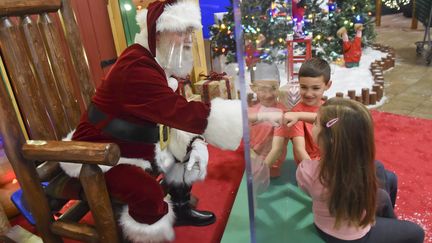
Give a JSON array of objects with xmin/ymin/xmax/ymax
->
[{"xmin": 186, "ymin": 138, "xmax": 209, "ymax": 179}]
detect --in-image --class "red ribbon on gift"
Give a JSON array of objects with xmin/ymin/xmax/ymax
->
[
  {"xmin": 198, "ymin": 72, "xmax": 232, "ymax": 103},
  {"xmin": 172, "ymin": 75, "xmax": 192, "ymax": 97}
]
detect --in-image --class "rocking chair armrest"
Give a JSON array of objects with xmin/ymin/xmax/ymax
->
[{"xmin": 22, "ymin": 140, "xmax": 120, "ymax": 166}]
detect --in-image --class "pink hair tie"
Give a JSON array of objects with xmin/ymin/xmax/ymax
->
[{"xmin": 326, "ymin": 118, "xmax": 339, "ymax": 128}]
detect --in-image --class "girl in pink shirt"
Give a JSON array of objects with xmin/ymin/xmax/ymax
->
[{"xmin": 296, "ymin": 98, "xmax": 424, "ymax": 243}]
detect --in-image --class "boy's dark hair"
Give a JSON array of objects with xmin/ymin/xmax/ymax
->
[{"xmin": 298, "ymin": 57, "xmax": 331, "ymax": 84}]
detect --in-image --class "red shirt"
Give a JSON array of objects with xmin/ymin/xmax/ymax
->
[
  {"xmin": 249, "ymin": 103, "xmax": 290, "ymax": 164},
  {"xmin": 288, "ymin": 101, "xmax": 322, "ymax": 164},
  {"xmin": 343, "ymin": 36, "xmax": 362, "ymax": 63}
]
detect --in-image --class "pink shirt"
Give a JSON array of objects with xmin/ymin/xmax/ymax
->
[
  {"xmin": 296, "ymin": 159, "xmax": 371, "ymax": 240},
  {"xmin": 249, "ymin": 103, "xmax": 290, "ymax": 164}
]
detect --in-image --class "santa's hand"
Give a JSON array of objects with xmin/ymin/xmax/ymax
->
[
  {"xmin": 186, "ymin": 137, "xmax": 209, "ymax": 179},
  {"xmin": 257, "ymin": 110, "xmax": 283, "ymax": 126}
]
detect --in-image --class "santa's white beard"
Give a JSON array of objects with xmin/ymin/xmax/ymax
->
[{"xmin": 156, "ymin": 44, "xmax": 194, "ymax": 78}]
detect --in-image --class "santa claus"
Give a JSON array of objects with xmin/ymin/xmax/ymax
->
[{"xmin": 59, "ymin": 0, "xmax": 245, "ymax": 242}]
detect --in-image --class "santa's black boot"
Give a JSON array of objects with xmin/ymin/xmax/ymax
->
[{"xmin": 169, "ymin": 184, "xmax": 216, "ymax": 226}]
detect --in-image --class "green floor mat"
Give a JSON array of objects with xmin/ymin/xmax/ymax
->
[{"xmin": 223, "ymin": 143, "xmax": 324, "ymax": 243}]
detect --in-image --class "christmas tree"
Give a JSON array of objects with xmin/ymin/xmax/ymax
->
[
  {"xmin": 209, "ymin": 0, "xmax": 295, "ymax": 65},
  {"xmin": 304, "ymin": 0, "xmax": 376, "ymax": 60}
]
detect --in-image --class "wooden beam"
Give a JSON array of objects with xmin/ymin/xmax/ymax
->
[
  {"xmin": 191, "ymin": 0, "xmax": 208, "ymax": 83},
  {"xmin": 0, "ymin": 0, "xmax": 61, "ymax": 17},
  {"xmin": 23, "ymin": 140, "xmax": 120, "ymax": 166},
  {"xmin": 51, "ymin": 221, "xmax": 99, "ymax": 243},
  {"xmin": 107, "ymin": 0, "xmax": 128, "ymax": 56},
  {"xmin": 411, "ymin": 0, "xmax": 418, "ymax": 29},
  {"xmin": 375, "ymin": 0, "xmax": 382, "ymax": 26}
]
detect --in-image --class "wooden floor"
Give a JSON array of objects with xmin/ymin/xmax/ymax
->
[{"xmin": 375, "ymin": 13, "xmax": 432, "ymax": 119}]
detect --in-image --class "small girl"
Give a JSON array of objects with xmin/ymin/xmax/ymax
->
[
  {"xmin": 296, "ymin": 98, "xmax": 424, "ymax": 243},
  {"xmin": 249, "ymin": 63, "xmax": 290, "ymax": 178}
]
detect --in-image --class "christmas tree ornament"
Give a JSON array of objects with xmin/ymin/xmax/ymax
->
[{"xmin": 328, "ymin": 2, "xmax": 337, "ymax": 12}]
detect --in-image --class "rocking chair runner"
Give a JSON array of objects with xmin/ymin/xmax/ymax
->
[{"xmin": 0, "ymin": 0, "xmax": 122, "ymax": 242}]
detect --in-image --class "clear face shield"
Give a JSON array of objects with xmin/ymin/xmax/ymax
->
[{"xmin": 157, "ymin": 28, "xmax": 202, "ymax": 78}]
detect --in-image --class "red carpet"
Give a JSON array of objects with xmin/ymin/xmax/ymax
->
[
  {"xmin": 372, "ymin": 110, "xmax": 432, "ymax": 242},
  {"xmin": 10, "ymin": 144, "xmax": 245, "ymax": 243},
  {"xmin": 11, "ymin": 111, "xmax": 432, "ymax": 242},
  {"xmin": 174, "ymin": 144, "xmax": 244, "ymax": 243}
]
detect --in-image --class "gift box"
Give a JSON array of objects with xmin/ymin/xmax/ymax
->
[
  {"xmin": 194, "ymin": 72, "xmax": 235, "ymax": 104},
  {"xmin": 173, "ymin": 76, "xmax": 194, "ymax": 100},
  {"xmin": 187, "ymin": 94, "xmax": 202, "ymax": 102}
]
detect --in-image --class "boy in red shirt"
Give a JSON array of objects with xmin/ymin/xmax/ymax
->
[
  {"xmin": 288, "ymin": 58, "xmax": 332, "ymax": 164},
  {"xmin": 249, "ymin": 63, "xmax": 290, "ymax": 178}
]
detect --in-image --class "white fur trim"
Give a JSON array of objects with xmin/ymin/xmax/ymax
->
[
  {"xmin": 59, "ymin": 131, "xmax": 151, "ymax": 178},
  {"xmin": 167, "ymin": 128, "xmax": 196, "ymax": 161},
  {"xmin": 154, "ymin": 129, "xmax": 207, "ymax": 185},
  {"xmin": 163, "ymin": 159, "xmax": 204, "ymax": 185},
  {"xmin": 157, "ymin": 1, "xmax": 202, "ymax": 32},
  {"xmin": 167, "ymin": 77, "xmax": 178, "ymax": 91},
  {"xmin": 134, "ymin": 1, "xmax": 202, "ymax": 49},
  {"xmin": 117, "ymin": 158, "xmax": 152, "ymax": 172},
  {"xmin": 203, "ymin": 98, "xmax": 243, "ymax": 150},
  {"xmin": 119, "ymin": 200, "xmax": 175, "ymax": 243},
  {"xmin": 154, "ymin": 143, "xmax": 176, "ymax": 173},
  {"xmin": 164, "ymin": 163, "xmax": 202, "ymax": 185}
]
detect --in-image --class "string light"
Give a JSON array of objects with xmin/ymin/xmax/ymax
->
[
  {"xmin": 383, "ymin": 0, "xmax": 410, "ymax": 10},
  {"xmin": 124, "ymin": 3, "xmax": 132, "ymax": 11}
]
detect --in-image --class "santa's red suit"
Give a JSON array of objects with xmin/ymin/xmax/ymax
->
[{"xmin": 60, "ymin": 1, "xmax": 242, "ymax": 242}]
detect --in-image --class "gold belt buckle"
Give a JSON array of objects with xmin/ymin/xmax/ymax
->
[{"xmin": 159, "ymin": 124, "xmax": 170, "ymax": 150}]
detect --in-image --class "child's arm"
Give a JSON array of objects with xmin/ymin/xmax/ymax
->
[
  {"xmin": 249, "ymin": 110, "xmax": 283, "ymax": 126},
  {"xmin": 263, "ymin": 136, "xmax": 285, "ymax": 166},
  {"xmin": 284, "ymin": 112, "xmax": 316, "ymax": 127},
  {"xmin": 296, "ymin": 160, "xmax": 314, "ymax": 196},
  {"xmin": 292, "ymin": 136, "xmax": 311, "ymax": 162}
]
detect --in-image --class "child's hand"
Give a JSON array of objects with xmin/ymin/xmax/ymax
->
[
  {"xmin": 283, "ymin": 112, "xmax": 300, "ymax": 127},
  {"xmin": 283, "ymin": 112, "xmax": 316, "ymax": 126}
]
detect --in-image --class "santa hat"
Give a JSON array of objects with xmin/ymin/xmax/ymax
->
[{"xmin": 135, "ymin": 0, "xmax": 202, "ymax": 57}]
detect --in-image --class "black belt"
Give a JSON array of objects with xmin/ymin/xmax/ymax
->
[{"xmin": 87, "ymin": 104, "xmax": 167, "ymax": 143}]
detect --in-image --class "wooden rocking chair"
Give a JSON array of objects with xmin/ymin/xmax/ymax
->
[{"xmin": 0, "ymin": 0, "xmax": 121, "ymax": 242}]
